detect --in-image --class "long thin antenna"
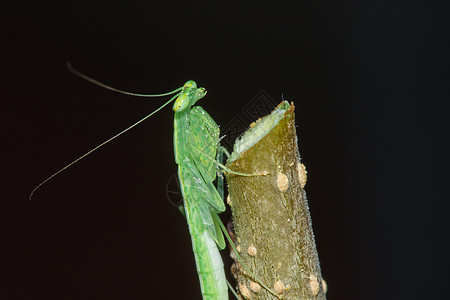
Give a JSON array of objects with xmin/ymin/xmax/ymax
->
[
  {"xmin": 30, "ymin": 64, "xmax": 183, "ymax": 200},
  {"xmin": 29, "ymin": 94, "xmax": 178, "ymax": 200},
  {"xmin": 66, "ymin": 62, "xmax": 182, "ymax": 97}
]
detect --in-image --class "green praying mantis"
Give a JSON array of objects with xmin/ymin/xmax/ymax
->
[{"xmin": 30, "ymin": 64, "xmax": 277, "ymax": 300}]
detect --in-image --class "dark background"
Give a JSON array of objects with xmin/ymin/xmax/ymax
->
[{"xmin": 3, "ymin": 1, "xmax": 449, "ymax": 299}]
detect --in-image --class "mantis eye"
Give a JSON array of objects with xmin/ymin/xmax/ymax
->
[
  {"xmin": 183, "ymin": 80, "xmax": 197, "ymax": 90},
  {"xmin": 173, "ymin": 93, "xmax": 190, "ymax": 111}
]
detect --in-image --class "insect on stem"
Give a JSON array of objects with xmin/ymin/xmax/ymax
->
[{"xmin": 29, "ymin": 68, "xmax": 272, "ymax": 300}]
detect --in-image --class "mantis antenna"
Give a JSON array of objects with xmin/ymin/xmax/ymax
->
[
  {"xmin": 66, "ymin": 62, "xmax": 182, "ymax": 97},
  {"xmin": 29, "ymin": 63, "xmax": 182, "ymax": 200}
]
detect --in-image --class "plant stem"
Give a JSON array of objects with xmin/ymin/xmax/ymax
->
[{"xmin": 226, "ymin": 101, "xmax": 326, "ymax": 299}]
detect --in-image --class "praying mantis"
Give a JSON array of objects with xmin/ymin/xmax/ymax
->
[{"xmin": 30, "ymin": 64, "xmax": 276, "ymax": 300}]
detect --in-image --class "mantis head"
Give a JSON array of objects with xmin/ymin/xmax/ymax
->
[{"xmin": 173, "ymin": 80, "xmax": 207, "ymax": 112}]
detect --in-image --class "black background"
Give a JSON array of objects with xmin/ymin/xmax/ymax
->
[{"xmin": 3, "ymin": 1, "xmax": 449, "ymax": 299}]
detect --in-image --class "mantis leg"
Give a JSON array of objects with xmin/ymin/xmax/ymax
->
[{"xmin": 190, "ymin": 145, "xmax": 270, "ymax": 177}]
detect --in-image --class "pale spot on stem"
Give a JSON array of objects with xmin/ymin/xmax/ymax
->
[
  {"xmin": 277, "ymin": 172, "xmax": 289, "ymax": 193},
  {"xmin": 322, "ymin": 279, "xmax": 328, "ymax": 294},
  {"xmin": 249, "ymin": 281, "xmax": 261, "ymax": 293},
  {"xmin": 274, "ymin": 280, "xmax": 286, "ymax": 295},
  {"xmin": 239, "ymin": 283, "xmax": 252, "ymax": 300},
  {"xmin": 308, "ymin": 274, "xmax": 320, "ymax": 296},
  {"xmin": 247, "ymin": 244, "xmax": 257, "ymax": 257},
  {"xmin": 297, "ymin": 162, "xmax": 307, "ymax": 188}
]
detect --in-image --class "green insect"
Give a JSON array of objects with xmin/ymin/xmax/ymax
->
[{"xmin": 30, "ymin": 64, "xmax": 275, "ymax": 300}]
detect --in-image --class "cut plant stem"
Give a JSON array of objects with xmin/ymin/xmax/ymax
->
[{"xmin": 226, "ymin": 101, "xmax": 327, "ymax": 299}]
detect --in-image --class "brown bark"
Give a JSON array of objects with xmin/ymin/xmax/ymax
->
[{"xmin": 225, "ymin": 102, "xmax": 326, "ymax": 299}]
